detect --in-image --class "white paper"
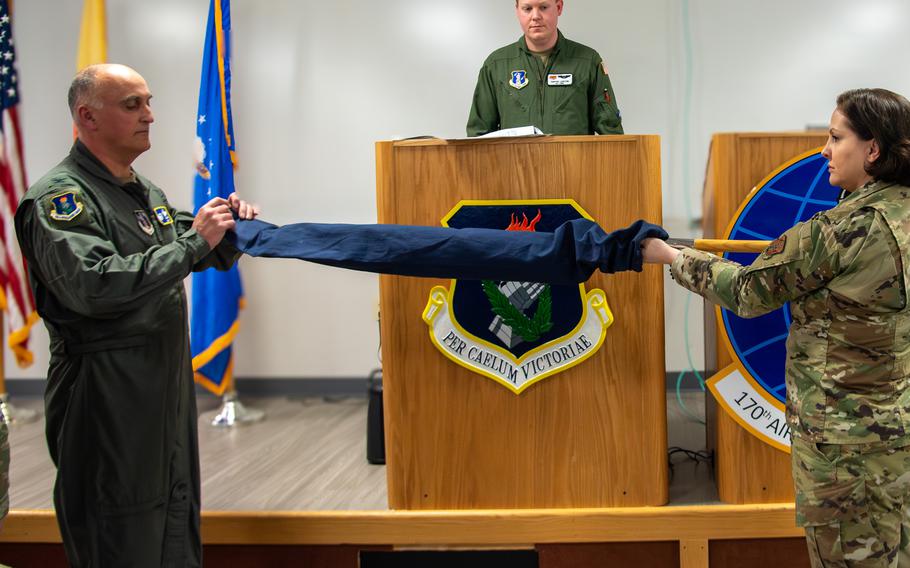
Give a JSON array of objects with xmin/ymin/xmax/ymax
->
[{"xmin": 477, "ymin": 125, "xmax": 544, "ymax": 139}]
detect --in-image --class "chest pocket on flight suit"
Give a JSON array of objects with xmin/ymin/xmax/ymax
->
[
  {"xmin": 550, "ymin": 75, "xmax": 587, "ymax": 113},
  {"xmin": 499, "ymin": 79, "xmax": 533, "ymax": 115},
  {"xmin": 144, "ymin": 202, "xmax": 184, "ymax": 328}
]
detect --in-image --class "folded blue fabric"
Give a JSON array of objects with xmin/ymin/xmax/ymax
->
[{"xmin": 229, "ymin": 218, "xmax": 667, "ymax": 285}]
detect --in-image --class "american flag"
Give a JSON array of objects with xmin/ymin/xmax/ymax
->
[{"xmin": 0, "ymin": 0, "xmax": 37, "ymax": 368}]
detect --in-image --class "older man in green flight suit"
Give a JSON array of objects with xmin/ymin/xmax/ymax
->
[
  {"xmin": 466, "ymin": 0, "xmax": 623, "ymax": 136},
  {"xmin": 15, "ymin": 63, "xmax": 257, "ymax": 567}
]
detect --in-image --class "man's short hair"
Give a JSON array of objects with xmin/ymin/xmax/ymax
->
[{"xmin": 68, "ymin": 66, "xmax": 102, "ymax": 119}]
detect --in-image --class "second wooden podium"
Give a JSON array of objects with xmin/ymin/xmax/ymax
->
[{"xmin": 376, "ymin": 135, "xmax": 667, "ymax": 510}]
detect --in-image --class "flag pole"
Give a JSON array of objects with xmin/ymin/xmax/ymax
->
[
  {"xmin": 208, "ymin": 364, "xmax": 263, "ymax": 427},
  {"xmin": 192, "ymin": 0, "xmax": 264, "ymax": 427},
  {"xmin": 0, "ymin": 311, "xmax": 38, "ymax": 425}
]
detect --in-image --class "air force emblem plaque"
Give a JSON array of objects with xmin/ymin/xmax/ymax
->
[{"xmin": 423, "ymin": 200, "xmax": 613, "ymax": 394}]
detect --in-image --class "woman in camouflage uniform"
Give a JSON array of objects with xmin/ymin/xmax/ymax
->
[{"xmin": 644, "ymin": 89, "xmax": 910, "ymax": 567}]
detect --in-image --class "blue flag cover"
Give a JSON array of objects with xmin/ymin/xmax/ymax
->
[
  {"xmin": 229, "ymin": 218, "xmax": 668, "ymax": 283},
  {"xmin": 191, "ymin": 0, "xmax": 241, "ymax": 395}
]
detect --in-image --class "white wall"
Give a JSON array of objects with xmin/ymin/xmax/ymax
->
[{"xmin": 10, "ymin": 0, "xmax": 910, "ymax": 380}]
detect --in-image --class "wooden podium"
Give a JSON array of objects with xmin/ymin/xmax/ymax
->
[
  {"xmin": 704, "ymin": 132, "xmax": 829, "ymax": 504},
  {"xmin": 376, "ymin": 135, "xmax": 667, "ymax": 510}
]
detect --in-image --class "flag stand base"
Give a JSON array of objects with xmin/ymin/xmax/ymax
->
[
  {"xmin": 208, "ymin": 391, "xmax": 265, "ymax": 428},
  {"xmin": 0, "ymin": 393, "xmax": 39, "ymax": 425}
]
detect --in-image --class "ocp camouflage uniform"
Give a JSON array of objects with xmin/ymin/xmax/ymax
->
[
  {"xmin": 466, "ymin": 30, "xmax": 622, "ymax": 136},
  {"xmin": 670, "ymin": 180, "xmax": 910, "ymax": 567}
]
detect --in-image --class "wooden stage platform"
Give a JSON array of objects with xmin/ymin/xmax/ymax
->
[{"xmin": 0, "ymin": 395, "xmax": 809, "ymax": 567}]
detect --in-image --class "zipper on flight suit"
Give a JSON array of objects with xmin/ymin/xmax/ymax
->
[
  {"xmin": 520, "ymin": 50, "xmax": 543, "ymax": 130},
  {"xmin": 536, "ymin": 54, "xmax": 545, "ymax": 128},
  {"xmin": 529, "ymin": 45, "xmax": 560, "ymax": 133}
]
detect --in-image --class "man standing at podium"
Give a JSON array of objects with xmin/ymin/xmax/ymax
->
[{"xmin": 466, "ymin": 0, "xmax": 623, "ymax": 136}]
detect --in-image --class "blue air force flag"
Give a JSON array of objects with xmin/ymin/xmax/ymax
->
[
  {"xmin": 191, "ymin": 0, "xmax": 243, "ymax": 395},
  {"xmin": 423, "ymin": 200, "xmax": 613, "ymax": 394}
]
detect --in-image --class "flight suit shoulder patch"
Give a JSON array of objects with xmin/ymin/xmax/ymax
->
[{"xmin": 44, "ymin": 189, "xmax": 85, "ymax": 223}]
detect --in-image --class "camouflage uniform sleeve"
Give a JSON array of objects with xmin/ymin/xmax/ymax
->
[
  {"xmin": 590, "ymin": 57, "xmax": 623, "ymax": 135},
  {"xmin": 466, "ymin": 61, "xmax": 500, "ymax": 137},
  {"xmin": 669, "ymin": 209, "xmax": 890, "ymax": 318},
  {"xmin": 14, "ymin": 188, "xmax": 211, "ymax": 318},
  {"xmin": 173, "ymin": 209, "xmax": 241, "ymax": 272}
]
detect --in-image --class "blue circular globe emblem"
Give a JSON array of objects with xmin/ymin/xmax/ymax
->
[{"xmin": 710, "ymin": 149, "xmax": 842, "ymax": 452}]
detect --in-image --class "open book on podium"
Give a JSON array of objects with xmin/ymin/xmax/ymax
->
[
  {"xmin": 375, "ymin": 133, "xmax": 668, "ymax": 510},
  {"xmin": 476, "ymin": 125, "xmax": 544, "ymax": 138},
  {"xmin": 403, "ymin": 125, "xmax": 544, "ymax": 143}
]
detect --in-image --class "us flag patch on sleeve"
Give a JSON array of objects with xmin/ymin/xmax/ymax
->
[{"xmin": 764, "ymin": 235, "xmax": 787, "ymax": 257}]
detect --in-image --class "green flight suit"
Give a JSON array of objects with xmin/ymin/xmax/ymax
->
[
  {"xmin": 670, "ymin": 180, "xmax": 910, "ymax": 566},
  {"xmin": 14, "ymin": 141, "xmax": 240, "ymax": 567},
  {"xmin": 466, "ymin": 30, "xmax": 623, "ymax": 136}
]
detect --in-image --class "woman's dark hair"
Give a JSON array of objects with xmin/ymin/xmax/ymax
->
[{"xmin": 836, "ymin": 88, "xmax": 910, "ymax": 186}]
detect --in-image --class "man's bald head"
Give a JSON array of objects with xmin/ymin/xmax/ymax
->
[
  {"xmin": 67, "ymin": 64, "xmax": 143, "ymax": 119},
  {"xmin": 68, "ymin": 64, "xmax": 154, "ymax": 170}
]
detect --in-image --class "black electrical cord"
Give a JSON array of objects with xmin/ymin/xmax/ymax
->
[{"xmin": 667, "ymin": 446, "xmax": 714, "ymax": 482}]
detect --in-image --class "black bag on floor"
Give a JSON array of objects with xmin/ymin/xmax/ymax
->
[{"xmin": 367, "ymin": 368, "xmax": 385, "ymax": 465}]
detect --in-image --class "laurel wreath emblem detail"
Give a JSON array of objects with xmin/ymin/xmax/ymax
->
[{"xmin": 481, "ymin": 281, "xmax": 554, "ymax": 342}]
